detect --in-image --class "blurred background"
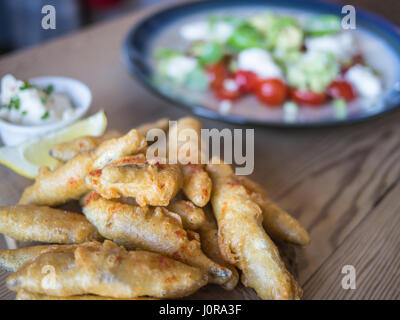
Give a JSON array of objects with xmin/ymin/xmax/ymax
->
[
  {"xmin": 0, "ymin": 0, "xmax": 399, "ymax": 56},
  {"xmin": 0, "ymin": 0, "xmax": 177, "ymax": 55}
]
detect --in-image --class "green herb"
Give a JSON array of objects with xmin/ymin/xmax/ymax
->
[
  {"xmin": 41, "ymin": 97, "xmax": 48, "ymax": 105},
  {"xmin": 43, "ymin": 84, "xmax": 54, "ymax": 96},
  {"xmin": 19, "ymin": 80, "xmax": 36, "ymax": 90},
  {"xmin": 21, "ymin": 111, "xmax": 27, "ymax": 116},
  {"xmin": 41, "ymin": 111, "xmax": 49, "ymax": 120},
  {"xmin": 9, "ymin": 97, "xmax": 20, "ymax": 110}
]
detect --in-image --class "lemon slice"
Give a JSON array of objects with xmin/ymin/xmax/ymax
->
[{"xmin": 0, "ymin": 111, "xmax": 107, "ymax": 179}]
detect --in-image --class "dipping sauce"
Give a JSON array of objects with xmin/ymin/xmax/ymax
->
[{"xmin": 0, "ymin": 74, "xmax": 75, "ymax": 125}]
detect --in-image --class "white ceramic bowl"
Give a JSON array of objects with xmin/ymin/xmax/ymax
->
[{"xmin": 0, "ymin": 76, "xmax": 92, "ymax": 146}]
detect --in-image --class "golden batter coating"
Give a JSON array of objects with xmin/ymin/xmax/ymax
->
[
  {"xmin": 198, "ymin": 206, "xmax": 239, "ymax": 291},
  {"xmin": 7, "ymin": 240, "xmax": 208, "ymax": 299},
  {"xmin": 19, "ymin": 129, "xmax": 146, "ymax": 206},
  {"xmin": 81, "ymin": 193, "xmax": 232, "ymax": 285},
  {"xmin": 167, "ymin": 199, "xmax": 206, "ymax": 230},
  {"xmin": 85, "ymin": 157, "xmax": 182, "ymax": 207},
  {"xmin": 16, "ymin": 289, "xmax": 156, "ymax": 300},
  {"xmin": 206, "ymin": 162, "xmax": 302, "ymax": 300},
  {"xmin": 48, "ymin": 118, "xmax": 169, "ymax": 162},
  {"xmin": 0, "ymin": 205, "xmax": 101, "ymax": 244},
  {"xmin": 235, "ymin": 176, "xmax": 310, "ymax": 245},
  {"xmin": 169, "ymin": 117, "xmax": 212, "ymax": 207},
  {"xmin": 0, "ymin": 244, "xmax": 81, "ymax": 272},
  {"xmin": 49, "ymin": 130, "xmax": 122, "ymax": 162}
]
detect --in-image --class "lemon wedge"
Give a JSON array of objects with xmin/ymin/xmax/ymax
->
[{"xmin": 0, "ymin": 111, "xmax": 107, "ymax": 179}]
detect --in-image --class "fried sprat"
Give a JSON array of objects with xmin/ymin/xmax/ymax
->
[
  {"xmin": 19, "ymin": 129, "xmax": 146, "ymax": 206},
  {"xmin": 235, "ymin": 176, "xmax": 310, "ymax": 245},
  {"xmin": 0, "ymin": 205, "xmax": 101, "ymax": 244},
  {"xmin": 169, "ymin": 118, "xmax": 212, "ymax": 207},
  {"xmin": 167, "ymin": 199, "xmax": 206, "ymax": 230},
  {"xmin": 206, "ymin": 162, "xmax": 302, "ymax": 300},
  {"xmin": 49, "ymin": 130, "xmax": 122, "ymax": 162},
  {"xmin": 82, "ymin": 193, "xmax": 232, "ymax": 285},
  {"xmin": 85, "ymin": 157, "xmax": 182, "ymax": 207},
  {"xmin": 7, "ymin": 240, "xmax": 208, "ymax": 299}
]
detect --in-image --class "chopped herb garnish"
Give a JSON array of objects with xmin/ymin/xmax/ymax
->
[
  {"xmin": 19, "ymin": 80, "xmax": 36, "ymax": 90},
  {"xmin": 21, "ymin": 111, "xmax": 27, "ymax": 116},
  {"xmin": 41, "ymin": 111, "xmax": 49, "ymax": 120},
  {"xmin": 8, "ymin": 97, "xmax": 20, "ymax": 110},
  {"xmin": 41, "ymin": 97, "xmax": 48, "ymax": 105},
  {"xmin": 43, "ymin": 84, "xmax": 54, "ymax": 96}
]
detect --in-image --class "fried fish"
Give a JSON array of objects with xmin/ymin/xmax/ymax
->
[
  {"xmin": 19, "ymin": 129, "xmax": 146, "ymax": 206},
  {"xmin": 7, "ymin": 240, "xmax": 208, "ymax": 299},
  {"xmin": 0, "ymin": 205, "xmax": 101, "ymax": 244},
  {"xmin": 82, "ymin": 193, "xmax": 232, "ymax": 286},
  {"xmin": 206, "ymin": 161, "xmax": 302, "ymax": 300}
]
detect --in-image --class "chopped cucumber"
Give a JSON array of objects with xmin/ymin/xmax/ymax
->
[{"xmin": 191, "ymin": 42, "xmax": 223, "ymax": 65}]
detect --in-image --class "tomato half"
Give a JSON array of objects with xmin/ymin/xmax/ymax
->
[
  {"xmin": 233, "ymin": 70, "xmax": 258, "ymax": 93},
  {"xmin": 205, "ymin": 62, "xmax": 228, "ymax": 89},
  {"xmin": 327, "ymin": 80, "xmax": 357, "ymax": 101},
  {"xmin": 214, "ymin": 80, "xmax": 241, "ymax": 101},
  {"xmin": 255, "ymin": 78, "xmax": 287, "ymax": 107},
  {"xmin": 290, "ymin": 89, "xmax": 327, "ymax": 107}
]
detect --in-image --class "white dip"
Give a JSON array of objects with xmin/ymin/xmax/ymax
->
[{"xmin": 0, "ymin": 74, "xmax": 75, "ymax": 125}]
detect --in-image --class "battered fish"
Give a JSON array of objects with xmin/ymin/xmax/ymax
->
[
  {"xmin": 49, "ymin": 130, "xmax": 122, "ymax": 162},
  {"xmin": 82, "ymin": 193, "xmax": 232, "ymax": 285},
  {"xmin": 235, "ymin": 176, "xmax": 310, "ymax": 245},
  {"xmin": 7, "ymin": 240, "xmax": 208, "ymax": 299},
  {"xmin": 0, "ymin": 244, "xmax": 79, "ymax": 272},
  {"xmin": 16, "ymin": 289, "xmax": 155, "ymax": 300},
  {"xmin": 19, "ymin": 129, "xmax": 146, "ymax": 206},
  {"xmin": 169, "ymin": 118, "xmax": 212, "ymax": 207},
  {"xmin": 85, "ymin": 157, "xmax": 182, "ymax": 207},
  {"xmin": 0, "ymin": 205, "xmax": 101, "ymax": 244},
  {"xmin": 49, "ymin": 118, "xmax": 169, "ymax": 162},
  {"xmin": 198, "ymin": 206, "xmax": 239, "ymax": 291},
  {"xmin": 167, "ymin": 199, "xmax": 206, "ymax": 230},
  {"xmin": 206, "ymin": 162, "xmax": 302, "ymax": 300}
]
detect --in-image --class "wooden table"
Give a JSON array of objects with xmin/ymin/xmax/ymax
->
[{"xmin": 1, "ymin": 0, "xmax": 400, "ymax": 300}]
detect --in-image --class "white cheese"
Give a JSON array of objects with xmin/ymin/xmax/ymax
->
[
  {"xmin": 345, "ymin": 64, "xmax": 382, "ymax": 99},
  {"xmin": 305, "ymin": 32, "xmax": 357, "ymax": 62},
  {"xmin": 237, "ymin": 48, "xmax": 283, "ymax": 79}
]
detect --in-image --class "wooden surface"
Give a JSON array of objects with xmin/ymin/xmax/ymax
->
[{"xmin": 1, "ymin": 0, "xmax": 400, "ymax": 300}]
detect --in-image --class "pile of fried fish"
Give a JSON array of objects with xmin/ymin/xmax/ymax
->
[{"xmin": 0, "ymin": 117, "xmax": 310, "ymax": 300}]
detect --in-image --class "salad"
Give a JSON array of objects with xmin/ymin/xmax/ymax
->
[{"xmin": 154, "ymin": 12, "xmax": 383, "ymax": 113}]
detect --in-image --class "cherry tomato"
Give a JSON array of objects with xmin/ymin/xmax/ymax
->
[
  {"xmin": 255, "ymin": 78, "xmax": 287, "ymax": 107},
  {"xmin": 233, "ymin": 70, "xmax": 258, "ymax": 93},
  {"xmin": 205, "ymin": 62, "xmax": 228, "ymax": 89},
  {"xmin": 327, "ymin": 80, "xmax": 357, "ymax": 101},
  {"xmin": 290, "ymin": 89, "xmax": 327, "ymax": 107},
  {"xmin": 214, "ymin": 80, "xmax": 241, "ymax": 101}
]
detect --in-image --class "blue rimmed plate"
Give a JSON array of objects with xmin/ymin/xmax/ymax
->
[{"xmin": 122, "ymin": 0, "xmax": 400, "ymax": 127}]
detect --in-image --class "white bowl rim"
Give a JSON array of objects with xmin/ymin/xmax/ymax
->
[{"xmin": 0, "ymin": 76, "xmax": 92, "ymax": 133}]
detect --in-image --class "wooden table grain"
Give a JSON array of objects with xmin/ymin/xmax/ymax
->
[{"xmin": 1, "ymin": 0, "xmax": 399, "ymax": 300}]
